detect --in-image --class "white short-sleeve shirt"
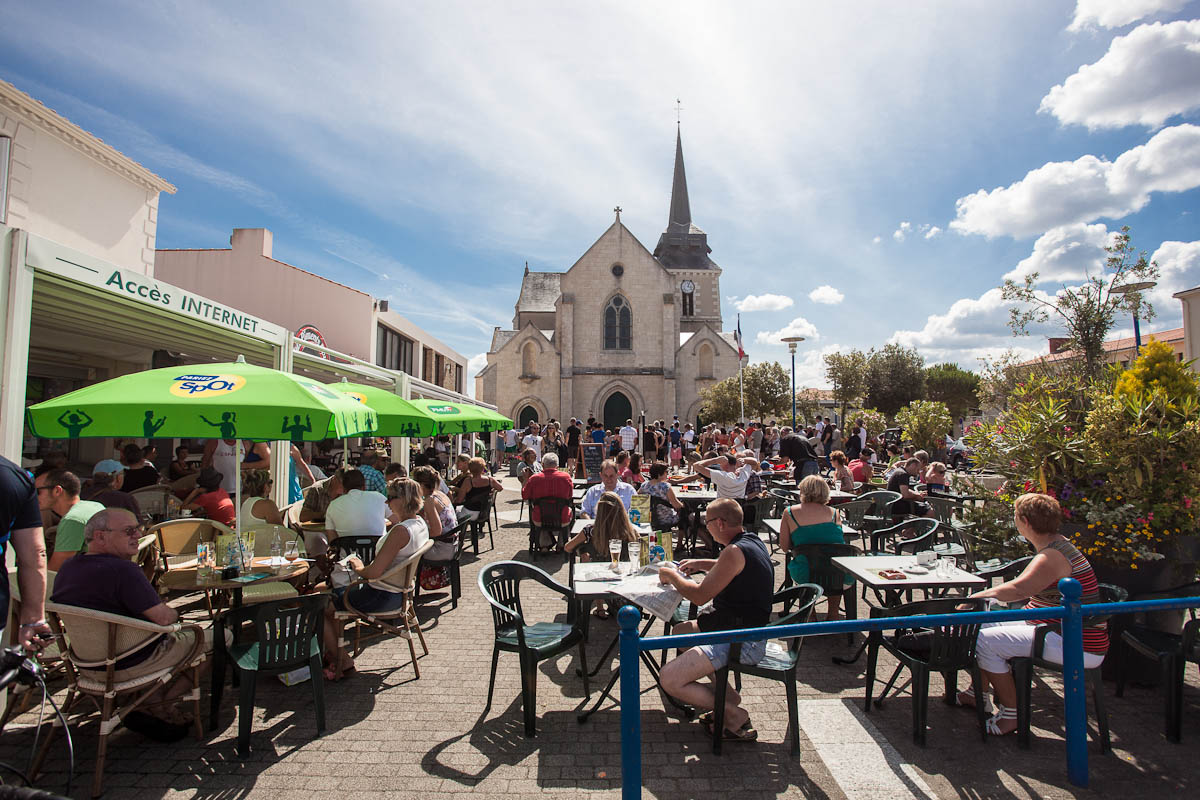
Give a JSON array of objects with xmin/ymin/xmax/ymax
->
[
  {"xmin": 708, "ymin": 464, "xmax": 753, "ymax": 499},
  {"xmin": 325, "ymin": 489, "xmax": 388, "ymax": 538}
]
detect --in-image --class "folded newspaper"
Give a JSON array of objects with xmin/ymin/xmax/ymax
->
[{"xmin": 609, "ymin": 565, "xmax": 682, "ymax": 621}]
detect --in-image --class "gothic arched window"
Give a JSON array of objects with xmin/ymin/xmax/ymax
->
[
  {"xmin": 604, "ymin": 295, "xmax": 632, "ymax": 350},
  {"xmin": 522, "ymin": 341, "xmax": 537, "ymax": 376},
  {"xmin": 697, "ymin": 342, "xmax": 714, "ymax": 378}
]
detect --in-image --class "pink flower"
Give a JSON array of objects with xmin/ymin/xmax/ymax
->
[
  {"xmin": 1064, "ymin": 426, "xmax": 1072, "ymax": 433},
  {"xmin": 1009, "ymin": 460, "xmax": 1018, "ymax": 468},
  {"xmin": 1186, "ymin": 497, "xmax": 1194, "ymax": 509}
]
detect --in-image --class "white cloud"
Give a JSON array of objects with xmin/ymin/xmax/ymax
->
[
  {"xmin": 924, "ymin": 226, "xmax": 942, "ymax": 239},
  {"xmin": 893, "ymin": 221, "xmax": 912, "ymax": 242},
  {"xmin": 1143, "ymin": 239, "xmax": 1200, "ymax": 330},
  {"xmin": 735, "ymin": 293, "xmax": 795, "ymax": 312},
  {"xmin": 808, "ymin": 285, "xmax": 845, "ymax": 305},
  {"xmin": 755, "ymin": 317, "xmax": 820, "ymax": 346},
  {"xmin": 872, "ymin": 235, "xmax": 882, "ymax": 244},
  {"xmin": 951, "ymin": 123, "xmax": 1200, "ymax": 238},
  {"xmin": 888, "ymin": 288, "xmax": 1049, "ymax": 365},
  {"xmin": 465, "ymin": 352, "xmax": 489, "ymax": 398},
  {"xmin": 1042, "ymin": 21, "xmax": 1200, "ymax": 130},
  {"xmin": 1002, "ymin": 223, "xmax": 1113, "ymax": 283},
  {"xmin": 1068, "ymin": 0, "xmax": 1190, "ymax": 31}
]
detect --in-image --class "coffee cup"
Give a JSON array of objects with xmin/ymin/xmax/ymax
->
[{"xmin": 917, "ymin": 550, "xmax": 936, "ymax": 566}]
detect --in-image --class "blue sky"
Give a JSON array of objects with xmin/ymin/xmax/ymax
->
[{"xmin": 3, "ymin": 0, "xmax": 1199, "ymax": 391}]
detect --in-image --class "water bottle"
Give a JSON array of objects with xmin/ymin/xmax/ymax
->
[{"xmin": 270, "ymin": 530, "xmax": 283, "ymax": 568}]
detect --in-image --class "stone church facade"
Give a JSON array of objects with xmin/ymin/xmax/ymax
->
[{"xmin": 475, "ymin": 131, "xmax": 741, "ymax": 429}]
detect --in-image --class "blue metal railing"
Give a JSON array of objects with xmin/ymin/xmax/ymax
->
[{"xmin": 615, "ymin": 578, "xmax": 1200, "ymax": 799}]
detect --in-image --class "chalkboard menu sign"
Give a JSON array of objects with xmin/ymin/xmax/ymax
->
[{"xmin": 581, "ymin": 442, "xmax": 605, "ymax": 482}]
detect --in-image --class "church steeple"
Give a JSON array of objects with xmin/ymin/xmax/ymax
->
[
  {"xmin": 653, "ymin": 126, "xmax": 716, "ymax": 270},
  {"xmin": 666, "ymin": 129, "xmax": 692, "ymax": 234}
]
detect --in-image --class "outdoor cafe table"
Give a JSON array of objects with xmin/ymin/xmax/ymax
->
[
  {"xmin": 830, "ymin": 554, "xmax": 986, "ymax": 665},
  {"xmin": 160, "ymin": 557, "xmax": 309, "ymax": 608},
  {"xmin": 572, "ymin": 561, "xmax": 686, "ymax": 721}
]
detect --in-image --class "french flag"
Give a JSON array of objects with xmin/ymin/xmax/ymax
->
[{"xmin": 735, "ymin": 314, "xmax": 745, "ymax": 359}]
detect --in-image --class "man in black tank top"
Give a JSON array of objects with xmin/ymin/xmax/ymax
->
[{"xmin": 657, "ymin": 499, "xmax": 773, "ymax": 741}]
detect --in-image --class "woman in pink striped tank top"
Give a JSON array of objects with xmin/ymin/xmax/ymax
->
[{"xmin": 954, "ymin": 493, "xmax": 1107, "ymax": 735}]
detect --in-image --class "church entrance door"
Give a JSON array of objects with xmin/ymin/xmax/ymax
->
[
  {"xmin": 518, "ymin": 405, "xmax": 539, "ymax": 428},
  {"xmin": 602, "ymin": 392, "xmax": 632, "ymax": 432}
]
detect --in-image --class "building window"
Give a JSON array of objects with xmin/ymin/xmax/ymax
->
[
  {"xmin": 697, "ymin": 342, "xmax": 714, "ymax": 378},
  {"xmin": 375, "ymin": 325, "xmax": 414, "ymax": 374},
  {"xmin": 455, "ymin": 364, "xmax": 463, "ymax": 393},
  {"xmin": 422, "ymin": 347, "xmax": 434, "ymax": 383},
  {"xmin": 522, "ymin": 341, "xmax": 537, "ymax": 376},
  {"xmin": 681, "ymin": 290, "xmax": 694, "ymax": 316},
  {"xmin": 0, "ymin": 136, "xmax": 10, "ymax": 225},
  {"xmin": 603, "ymin": 295, "xmax": 632, "ymax": 350},
  {"xmin": 435, "ymin": 353, "xmax": 446, "ymax": 386}
]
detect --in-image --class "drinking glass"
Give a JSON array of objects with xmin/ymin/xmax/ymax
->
[
  {"xmin": 937, "ymin": 556, "xmax": 957, "ymax": 578},
  {"xmin": 609, "ymin": 540, "xmax": 622, "ymax": 571},
  {"xmin": 627, "ymin": 541, "xmax": 641, "ymax": 575},
  {"xmin": 285, "ymin": 540, "xmax": 300, "ymax": 564},
  {"xmin": 197, "ymin": 542, "xmax": 214, "ymax": 580}
]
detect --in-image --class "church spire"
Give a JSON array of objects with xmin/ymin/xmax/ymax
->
[{"xmin": 666, "ymin": 128, "xmax": 692, "ymax": 233}]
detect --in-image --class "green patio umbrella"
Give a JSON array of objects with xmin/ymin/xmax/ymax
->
[
  {"xmin": 26, "ymin": 359, "xmax": 377, "ymax": 442},
  {"xmin": 26, "ymin": 358, "xmax": 378, "ymax": 534},
  {"xmin": 406, "ymin": 399, "xmax": 513, "ymax": 435},
  {"xmin": 330, "ymin": 380, "xmax": 439, "ymax": 438}
]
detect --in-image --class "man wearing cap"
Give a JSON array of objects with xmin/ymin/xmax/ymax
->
[
  {"xmin": 357, "ymin": 449, "xmax": 389, "ymax": 495},
  {"xmin": 36, "ymin": 469, "xmax": 105, "ymax": 571},
  {"xmin": 82, "ymin": 459, "xmax": 142, "ymax": 519}
]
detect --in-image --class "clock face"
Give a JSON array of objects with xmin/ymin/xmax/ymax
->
[{"xmin": 681, "ymin": 280, "xmax": 695, "ymax": 293}]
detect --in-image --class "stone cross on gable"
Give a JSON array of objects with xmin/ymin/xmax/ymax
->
[{"xmin": 614, "ymin": 205, "xmax": 622, "ymax": 221}]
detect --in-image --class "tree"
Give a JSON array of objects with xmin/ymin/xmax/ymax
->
[
  {"xmin": 925, "ymin": 363, "xmax": 980, "ymax": 422},
  {"xmin": 894, "ymin": 400, "xmax": 953, "ymax": 454},
  {"xmin": 824, "ymin": 350, "xmax": 868, "ymax": 425},
  {"xmin": 793, "ymin": 389, "xmax": 824, "ymax": 428},
  {"xmin": 1001, "ymin": 226, "xmax": 1159, "ymax": 378},
  {"xmin": 698, "ymin": 361, "xmax": 790, "ymax": 424},
  {"xmin": 864, "ymin": 344, "xmax": 926, "ymax": 416}
]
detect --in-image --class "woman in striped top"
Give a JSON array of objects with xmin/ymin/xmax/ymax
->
[{"xmin": 955, "ymin": 493, "xmax": 1107, "ymax": 735}]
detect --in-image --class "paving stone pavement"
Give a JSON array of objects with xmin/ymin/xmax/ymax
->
[{"xmin": 2, "ymin": 475, "xmax": 1199, "ymax": 799}]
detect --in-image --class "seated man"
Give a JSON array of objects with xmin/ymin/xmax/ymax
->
[
  {"xmin": 848, "ymin": 448, "xmax": 875, "ymax": 484},
  {"xmin": 578, "ymin": 460, "xmax": 634, "ymax": 519},
  {"xmin": 658, "ymin": 500, "xmax": 773, "ymax": 741},
  {"xmin": 521, "ymin": 452, "xmax": 573, "ymax": 530},
  {"xmin": 37, "ymin": 469, "xmax": 105, "ymax": 572},
  {"xmin": 687, "ymin": 453, "xmax": 759, "ymax": 500},
  {"xmin": 299, "ymin": 468, "xmax": 345, "ymax": 522},
  {"xmin": 324, "ymin": 468, "xmax": 388, "ymax": 543},
  {"xmin": 515, "ymin": 449, "xmax": 540, "ymax": 487},
  {"xmin": 51, "ymin": 508, "xmax": 210, "ymax": 733},
  {"xmin": 886, "ymin": 457, "xmax": 934, "ymax": 518},
  {"xmin": 82, "ymin": 459, "xmax": 143, "ymax": 519}
]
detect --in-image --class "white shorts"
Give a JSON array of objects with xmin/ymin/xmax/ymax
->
[{"xmin": 975, "ymin": 621, "xmax": 1105, "ymax": 674}]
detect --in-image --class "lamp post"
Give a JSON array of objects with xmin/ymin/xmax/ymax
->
[
  {"xmin": 1110, "ymin": 281, "xmax": 1157, "ymax": 356},
  {"xmin": 781, "ymin": 336, "xmax": 805, "ymax": 430}
]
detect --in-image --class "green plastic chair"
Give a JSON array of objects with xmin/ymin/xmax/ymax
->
[{"xmin": 210, "ymin": 593, "xmax": 329, "ymax": 757}]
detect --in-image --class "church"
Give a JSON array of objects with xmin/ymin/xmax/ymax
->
[{"xmin": 474, "ymin": 130, "xmax": 742, "ymax": 430}]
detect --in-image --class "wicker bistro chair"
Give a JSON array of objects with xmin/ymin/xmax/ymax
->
[
  {"xmin": 149, "ymin": 518, "xmax": 234, "ymax": 577},
  {"xmin": 130, "ymin": 485, "xmax": 175, "ymax": 520},
  {"xmin": 711, "ymin": 583, "xmax": 824, "ymax": 756},
  {"xmin": 864, "ymin": 597, "xmax": 989, "ymax": 747},
  {"xmin": 0, "ymin": 572, "xmax": 59, "ymax": 729},
  {"xmin": 210, "ymin": 594, "xmax": 329, "ymax": 757},
  {"xmin": 1011, "ymin": 583, "xmax": 1127, "ymax": 754},
  {"xmin": 333, "ymin": 539, "xmax": 433, "ymax": 679},
  {"xmin": 37, "ymin": 602, "xmax": 207, "ymax": 798},
  {"xmin": 479, "ymin": 561, "xmax": 589, "ymax": 737}
]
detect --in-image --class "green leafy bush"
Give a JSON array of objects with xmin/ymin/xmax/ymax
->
[{"xmin": 894, "ymin": 400, "xmax": 952, "ymax": 454}]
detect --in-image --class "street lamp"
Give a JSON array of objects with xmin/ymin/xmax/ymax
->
[
  {"xmin": 1110, "ymin": 281, "xmax": 1157, "ymax": 356},
  {"xmin": 781, "ymin": 336, "xmax": 805, "ymax": 430}
]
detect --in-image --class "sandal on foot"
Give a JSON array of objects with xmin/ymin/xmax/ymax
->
[
  {"xmin": 591, "ymin": 607, "xmax": 611, "ymax": 620},
  {"xmin": 704, "ymin": 719, "xmax": 758, "ymax": 741},
  {"xmin": 952, "ymin": 688, "xmax": 993, "ymax": 715},
  {"xmin": 697, "ymin": 710, "xmax": 715, "ymax": 725},
  {"xmin": 985, "ymin": 704, "xmax": 1018, "ymax": 736}
]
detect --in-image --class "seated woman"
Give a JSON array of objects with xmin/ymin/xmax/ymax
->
[
  {"xmin": 829, "ymin": 450, "xmax": 855, "ymax": 493},
  {"xmin": 565, "ymin": 491, "xmax": 641, "ymax": 618},
  {"xmin": 321, "ymin": 478, "xmax": 429, "ymax": 679},
  {"xmin": 780, "ymin": 475, "xmax": 849, "ymax": 621},
  {"xmin": 453, "ymin": 457, "xmax": 503, "ymax": 521},
  {"xmin": 955, "ymin": 493, "xmax": 1108, "ymax": 735},
  {"xmin": 638, "ymin": 462, "xmax": 688, "ymax": 531},
  {"xmin": 658, "ymin": 499, "xmax": 772, "ymax": 741},
  {"xmin": 182, "ymin": 467, "xmax": 236, "ymax": 526},
  {"xmin": 121, "ymin": 443, "xmax": 160, "ymax": 493},
  {"xmin": 408, "ymin": 466, "xmax": 459, "ymax": 560},
  {"xmin": 923, "ymin": 461, "xmax": 949, "ymax": 493},
  {"xmin": 239, "ymin": 469, "xmax": 285, "ymax": 526},
  {"xmin": 622, "ymin": 453, "xmax": 645, "ymax": 488}
]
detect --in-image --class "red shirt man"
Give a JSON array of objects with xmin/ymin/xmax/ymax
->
[
  {"xmin": 848, "ymin": 450, "xmax": 875, "ymax": 484},
  {"xmin": 521, "ymin": 453, "xmax": 573, "ymax": 525}
]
